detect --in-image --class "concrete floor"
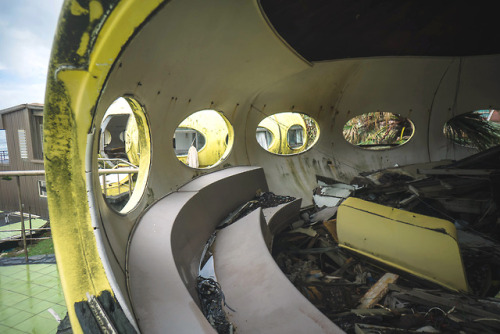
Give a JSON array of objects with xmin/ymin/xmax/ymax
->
[{"xmin": 0, "ymin": 263, "xmax": 66, "ymax": 333}]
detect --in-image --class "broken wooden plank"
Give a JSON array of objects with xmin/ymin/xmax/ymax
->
[
  {"xmin": 311, "ymin": 206, "xmax": 339, "ymax": 223},
  {"xmin": 388, "ymin": 284, "xmax": 500, "ymax": 322},
  {"xmin": 351, "ymin": 308, "xmax": 394, "ymax": 317},
  {"xmin": 332, "ymin": 257, "xmax": 354, "ymax": 276},
  {"xmin": 287, "ymin": 227, "xmax": 317, "ymax": 238},
  {"xmin": 318, "ymin": 239, "xmax": 347, "ymax": 267},
  {"xmin": 417, "ymin": 168, "xmax": 500, "ymax": 176},
  {"xmin": 354, "ymin": 323, "xmax": 426, "ymax": 334},
  {"xmin": 323, "ymin": 219, "xmax": 338, "ymax": 243},
  {"xmin": 359, "ymin": 273, "xmax": 399, "ymax": 309}
]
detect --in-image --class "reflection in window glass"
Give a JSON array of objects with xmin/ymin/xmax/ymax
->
[
  {"xmin": 256, "ymin": 127, "xmax": 273, "ymax": 149},
  {"xmin": 287, "ymin": 125, "xmax": 304, "ymax": 149},
  {"xmin": 444, "ymin": 110, "xmax": 500, "ymax": 151},
  {"xmin": 174, "ymin": 109, "xmax": 233, "ymax": 169},
  {"xmin": 100, "ymin": 113, "xmax": 131, "ymax": 163},
  {"xmin": 174, "ymin": 128, "xmax": 206, "ymax": 155},
  {"xmin": 38, "ymin": 180, "xmax": 47, "ymax": 197},
  {"xmin": 256, "ymin": 112, "xmax": 319, "ymax": 155},
  {"xmin": 0, "ymin": 130, "xmax": 8, "ymax": 164},
  {"xmin": 343, "ymin": 112, "xmax": 414, "ymax": 150}
]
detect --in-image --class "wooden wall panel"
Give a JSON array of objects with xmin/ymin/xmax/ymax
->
[{"xmin": 0, "ymin": 106, "xmax": 48, "ymax": 218}]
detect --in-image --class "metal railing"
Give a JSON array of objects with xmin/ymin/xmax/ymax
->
[
  {"xmin": 98, "ymin": 157, "xmax": 137, "ymax": 168},
  {"xmin": 1, "ymin": 212, "xmax": 52, "ymax": 245},
  {"xmin": 99, "ymin": 168, "xmax": 139, "ymax": 198},
  {"xmin": 0, "ymin": 170, "xmax": 46, "ymax": 261},
  {"xmin": 0, "ymin": 168, "xmax": 139, "ymax": 261}
]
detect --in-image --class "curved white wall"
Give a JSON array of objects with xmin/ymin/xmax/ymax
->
[{"xmin": 85, "ymin": 0, "xmax": 500, "ymax": 317}]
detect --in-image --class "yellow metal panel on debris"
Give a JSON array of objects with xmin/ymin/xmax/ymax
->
[{"xmin": 337, "ymin": 198, "xmax": 469, "ymax": 292}]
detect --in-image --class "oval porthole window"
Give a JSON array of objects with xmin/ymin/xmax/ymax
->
[
  {"xmin": 256, "ymin": 112, "xmax": 320, "ymax": 155},
  {"xmin": 443, "ymin": 110, "xmax": 500, "ymax": 151},
  {"xmin": 343, "ymin": 112, "xmax": 415, "ymax": 150},
  {"xmin": 98, "ymin": 97, "xmax": 150, "ymax": 213},
  {"xmin": 174, "ymin": 109, "xmax": 233, "ymax": 168}
]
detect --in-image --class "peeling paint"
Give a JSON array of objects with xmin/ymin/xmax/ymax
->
[
  {"xmin": 89, "ymin": 1, "xmax": 104, "ymax": 22},
  {"xmin": 70, "ymin": 0, "xmax": 89, "ymax": 16},
  {"xmin": 44, "ymin": 0, "xmax": 167, "ymax": 331},
  {"xmin": 76, "ymin": 32, "xmax": 90, "ymax": 56}
]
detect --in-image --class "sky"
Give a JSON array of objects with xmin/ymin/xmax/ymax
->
[{"xmin": 0, "ymin": 0, "xmax": 64, "ymax": 110}]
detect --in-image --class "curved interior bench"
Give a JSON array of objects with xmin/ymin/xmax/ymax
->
[
  {"xmin": 263, "ymin": 198, "xmax": 302, "ymax": 234},
  {"xmin": 213, "ymin": 208, "xmax": 344, "ymax": 333},
  {"xmin": 127, "ymin": 166, "xmax": 268, "ymax": 333}
]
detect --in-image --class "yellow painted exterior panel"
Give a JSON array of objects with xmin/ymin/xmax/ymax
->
[
  {"xmin": 259, "ymin": 112, "xmax": 309, "ymax": 155},
  {"xmin": 44, "ymin": 0, "xmax": 165, "ymax": 332},
  {"xmin": 337, "ymin": 197, "xmax": 469, "ymax": 292},
  {"xmin": 176, "ymin": 110, "xmax": 232, "ymax": 168}
]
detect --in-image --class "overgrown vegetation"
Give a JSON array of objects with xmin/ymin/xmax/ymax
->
[
  {"xmin": 343, "ymin": 112, "xmax": 414, "ymax": 148},
  {"xmin": 444, "ymin": 111, "xmax": 500, "ymax": 151},
  {"xmin": 301, "ymin": 114, "xmax": 319, "ymax": 149}
]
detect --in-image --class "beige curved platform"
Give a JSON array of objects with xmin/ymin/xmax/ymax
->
[
  {"xmin": 263, "ymin": 198, "xmax": 302, "ymax": 234},
  {"xmin": 213, "ymin": 208, "xmax": 343, "ymax": 333},
  {"xmin": 127, "ymin": 167, "xmax": 268, "ymax": 333},
  {"xmin": 127, "ymin": 166, "xmax": 343, "ymax": 333}
]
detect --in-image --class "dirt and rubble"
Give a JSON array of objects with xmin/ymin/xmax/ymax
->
[
  {"xmin": 271, "ymin": 146, "xmax": 500, "ymax": 333},
  {"xmin": 196, "ymin": 147, "xmax": 500, "ymax": 333},
  {"xmin": 272, "ymin": 217, "xmax": 500, "ymax": 333},
  {"xmin": 197, "ymin": 277, "xmax": 234, "ymax": 334}
]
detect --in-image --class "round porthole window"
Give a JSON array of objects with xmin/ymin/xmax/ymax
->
[
  {"xmin": 98, "ymin": 97, "xmax": 150, "ymax": 213},
  {"xmin": 343, "ymin": 111, "xmax": 415, "ymax": 150},
  {"xmin": 256, "ymin": 112, "xmax": 320, "ymax": 155},
  {"xmin": 443, "ymin": 109, "xmax": 500, "ymax": 151},
  {"xmin": 174, "ymin": 109, "xmax": 233, "ymax": 168}
]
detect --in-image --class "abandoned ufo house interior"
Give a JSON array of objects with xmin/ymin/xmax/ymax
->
[{"xmin": 43, "ymin": 0, "xmax": 500, "ymax": 333}]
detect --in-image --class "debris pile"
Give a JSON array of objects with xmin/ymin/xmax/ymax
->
[
  {"xmin": 273, "ymin": 215, "xmax": 500, "ymax": 333},
  {"xmin": 272, "ymin": 147, "xmax": 500, "ymax": 333},
  {"xmin": 354, "ymin": 147, "xmax": 500, "ymax": 242},
  {"xmin": 197, "ymin": 277, "xmax": 234, "ymax": 334},
  {"xmin": 217, "ymin": 191, "xmax": 295, "ymax": 229},
  {"xmin": 351, "ymin": 147, "xmax": 500, "ymax": 298}
]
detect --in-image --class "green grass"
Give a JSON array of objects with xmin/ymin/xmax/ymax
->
[
  {"xmin": 21, "ymin": 237, "xmax": 54, "ymax": 256},
  {"xmin": 3, "ymin": 232, "xmax": 54, "ymax": 257}
]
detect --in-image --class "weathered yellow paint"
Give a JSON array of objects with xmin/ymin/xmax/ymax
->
[
  {"xmin": 70, "ymin": 0, "xmax": 88, "ymax": 16},
  {"xmin": 89, "ymin": 1, "xmax": 104, "ymax": 22},
  {"xmin": 176, "ymin": 110, "xmax": 233, "ymax": 168},
  {"xmin": 76, "ymin": 32, "xmax": 90, "ymax": 57},
  {"xmin": 44, "ymin": 0, "xmax": 165, "ymax": 331},
  {"xmin": 121, "ymin": 98, "xmax": 151, "ymax": 213},
  {"xmin": 258, "ymin": 112, "xmax": 319, "ymax": 155},
  {"xmin": 337, "ymin": 197, "xmax": 469, "ymax": 292},
  {"xmin": 125, "ymin": 109, "xmax": 140, "ymax": 166}
]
